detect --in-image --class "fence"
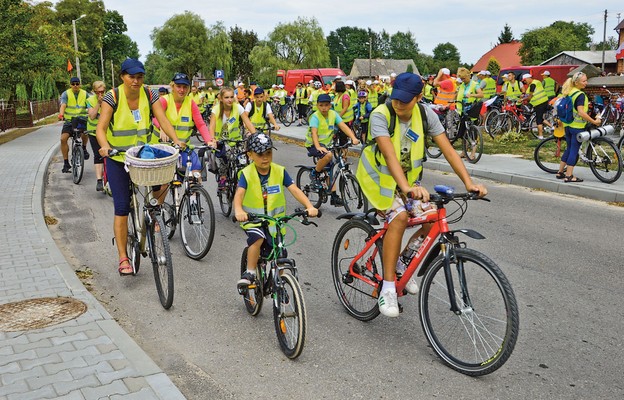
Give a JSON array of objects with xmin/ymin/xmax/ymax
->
[{"xmin": 0, "ymin": 99, "xmax": 58, "ymax": 131}]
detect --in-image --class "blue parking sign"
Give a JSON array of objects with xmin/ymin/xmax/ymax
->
[{"xmin": 215, "ymin": 70, "xmax": 224, "ymax": 79}]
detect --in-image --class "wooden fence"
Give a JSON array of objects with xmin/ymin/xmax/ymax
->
[{"xmin": 0, "ymin": 99, "xmax": 58, "ymax": 131}]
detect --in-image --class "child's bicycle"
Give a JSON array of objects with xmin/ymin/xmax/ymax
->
[
  {"xmin": 331, "ymin": 185, "xmax": 519, "ymax": 376},
  {"xmin": 235, "ymin": 209, "xmax": 321, "ymax": 359}
]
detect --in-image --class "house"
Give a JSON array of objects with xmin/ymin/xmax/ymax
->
[
  {"xmin": 540, "ymin": 51, "xmax": 618, "ymax": 74},
  {"xmin": 349, "ymin": 59, "xmax": 419, "ymax": 80},
  {"xmin": 471, "ymin": 41, "xmax": 522, "ymax": 74}
]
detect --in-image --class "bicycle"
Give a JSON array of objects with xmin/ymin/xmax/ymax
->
[
  {"xmin": 274, "ymin": 96, "xmax": 296, "ymax": 127},
  {"xmin": 122, "ymin": 144, "xmax": 180, "ymax": 309},
  {"xmin": 599, "ymin": 87, "xmax": 623, "ymax": 134},
  {"xmin": 161, "ymin": 146, "xmax": 216, "ymax": 260},
  {"xmin": 426, "ymin": 102, "xmax": 483, "ymax": 163},
  {"xmin": 215, "ymin": 139, "xmax": 249, "ymax": 217},
  {"xmin": 295, "ymin": 138, "xmax": 367, "ymax": 213},
  {"xmin": 534, "ymin": 124, "xmax": 622, "ymax": 183},
  {"xmin": 331, "ymin": 185, "xmax": 519, "ymax": 376},
  {"xmin": 236, "ymin": 209, "xmax": 321, "ymax": 358},
  {"xmin": 69, "ymin": 116, "xmax": 87, "ymax": 184}
]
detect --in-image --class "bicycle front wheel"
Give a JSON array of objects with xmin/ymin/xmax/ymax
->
[
  {"xmin": 239, "ymin": 247, "xmax": 263, "ymax": 315},
  {"xmin": 483, "ymin": 109, "xmax": 500, "ymax": 138},
  {"xmin": 149, "ymin": 214, "xmax": 174, "ymax": 309},
  {"xmin": 72, "ymin": 144, "xmax": 84, "ymax": 184},
  {"xmin": 425, "ymin": 133, "xmax": 442, "ymax": 159},
  {"xmin": 179, "ymin": 187, "xmax": 215, "ymax": 260},
  {"xmin": 534, "ymin": 136, "xmax": 566, "ymax": 174},
  {"xmin": 463, "ymin": 124, "xmax": 483, "ymax": 164},
  {"xmin": 331, "ymin": 219, "xmax": 382, "ymax": 321},
  {"xmin": 217, "ymin": 177, "xmax": 233, "ymax": 217},
  {"xmin": 126, "ymin": 205, "xmax": 141, "ymax": 274},
  {"xmin": 295, "ymin": 167, "xmax": 323, "ymax": 209},
  {"xmin": 419, "ymin": 248, "xmax": 519, "ymax": 376},
  {"xmin": 273, "ymin": 271, "xmax": 306, "ymax": 359},
  {"xmin": 339, "ymin": 173, "xmax": 367, "ymax": 213},
  {"xmin": 587, "ymin": 137, "xmax": 622, "ymax": 183},
  {"xmin": 161, "ymin": 187, "xmax": 177, "ymax": 240}
]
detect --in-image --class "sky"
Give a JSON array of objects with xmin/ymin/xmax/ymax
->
[{"xmin": 59, "ymin": 0, "xmax": 624, "ymax": 67}]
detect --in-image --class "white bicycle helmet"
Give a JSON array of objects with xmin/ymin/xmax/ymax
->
[{"xmin": 314, "ymin": 81, "xmax": 322, "ymax": 88}]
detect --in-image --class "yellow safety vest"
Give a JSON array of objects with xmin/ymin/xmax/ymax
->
[
  {"xmin": 483, "ymin": 77, "xmax": 497, "ymax": 99},
  {"xmin": 248, "ymin": 102, "xmax": 268, "ymax": 129},
  {"xmin": 106, "ymin": 85, "xmax": 152, "ymax": 163},
  {"xmin": 333, "ymin": 93, "xmax": 353, "ymax": 123},
  {"xmin": 295, "ymin": 88, "xmax": 308, "ymax": 105},
  {"xmin": 505, "ymin": 81, "xmax": 522, "ymax": 101},
  {"xmin": 305, "ymin": 110, "xmax": 337, "ymax": 147},
  {"xmin": 356, "ymin": 104, "xmax": 425, "ymax": 210},
  {"xmin": 64, "ymin": 89, "xmax": 88, "ymax": 120},
  {"xmin": 543, "ymin": 77, "xmax": 557, "ymax": 98},
  {"xmin": 204, "ymin": 92, "xmax": 216, "ymax": 105},
  {"xmin": 368, "ymin": 88, "xmax": 379, "ymax": 108},
  {"xmin": 310, "ymin": 89, "xmax": 322, "ymax": 111},
  {"xmin": 456, "ymin": 80, "xmax": 479, "ymax": 115},
  {"xmin": 527, "ymin": 80, "xmax": 548, "ymax": 107},
  {"xmin": 86, "ymin": 95, "xmax": 99, "ymax": 136},
  {"xmin": 241, "ymin": 162, "xmax": 286, "ymax": 237},
  {"xmin": 423, "ymin": 84, "xmax": 434, "ymax": 102},
  {"xmin": 567, "ymin": 89, "xmax": 587, "ymax": 129},
  {"xmin": 213, "ymin": 104, "xmax": 242, "ymax": 141},
  {"xmin": 163, "ymin": 94, "xmax": 194, "ymax": 143}
]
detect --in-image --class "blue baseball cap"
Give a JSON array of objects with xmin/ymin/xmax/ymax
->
[
  {"xmin": 317, "ymin": 94, "xmax": 331, "ymax": 103},
  {"xmin": 253, "ymin": 87, "xmax": 264, "ymax": 95},
  {"xmin": 390, "ymin": 72, "xmax": 424, "ymax": 103},
  {"xmin": 120, "ymin": 58, "xmax": 145, "ymax": 75},
  {"xmin": 70, "ymin": 77, "xmax": 80, "ymax": 84},
  {"xmin": 172, "ymin": 72, "xmax": 191, "ymax": 86}
]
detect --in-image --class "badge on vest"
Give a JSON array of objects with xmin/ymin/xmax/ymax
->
[
  {"xmin": 328, "ymin": 125, "xmax": 335, "ymax": 131},
  {"xmin": 266, "ymin": 185, "xmax": 281, "ymax": 195},
  {"xmin": 181, "ymin": 116, "xmax": 190, "ymax": 122},
  {"xmin": 131, "ymin": 109, "xmax": 142, "ymax": 123},
  {"xmin": 406, "ymin": 128, "xmax": 419, "ymax": 142},
  {"xmin": 228, "ymin": 116, "xmax": 237, "ymax": 125}
]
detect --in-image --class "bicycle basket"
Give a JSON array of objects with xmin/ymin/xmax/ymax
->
[{"xmin": 124, "ymin": 144, "xmax": 179, "ymax": 186}]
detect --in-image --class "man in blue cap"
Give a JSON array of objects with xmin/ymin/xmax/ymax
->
[
  {"xmin": 59, "ymin": 76, "xmax": 90, "ymax": 172},
  {"xmin": 356, "ymin": 72, "xmax": 488, "ymax": 317}
]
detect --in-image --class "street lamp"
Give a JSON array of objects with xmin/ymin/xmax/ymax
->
[
  {"xmin": 366, "ymin": 38, "xmax": 372, "ymax": 79},
  {"xmin": 72, "ymin": 14, "xmax": 87, "ymax": 81}
]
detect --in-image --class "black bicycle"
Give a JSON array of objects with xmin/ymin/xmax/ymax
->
[
  {"xmin": 69, "ymin": 116, "xmax": 87, "ymax": 184},
  {"xmin": 215, "ymin": 139, "xmax": 249, "ymax": 217},
  {"xmin": 426, "ymin": 102, "xmax": 483, "ymax": 163}
]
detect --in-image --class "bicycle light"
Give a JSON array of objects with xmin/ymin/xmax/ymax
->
[{"xmin": 149, "ymin": 198, "xmax": 159, "ymax": 207}]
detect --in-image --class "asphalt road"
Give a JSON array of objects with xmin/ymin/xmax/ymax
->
[{"xmin": 45, "ymin": 138, "xmax": 624, "ymax": 399}]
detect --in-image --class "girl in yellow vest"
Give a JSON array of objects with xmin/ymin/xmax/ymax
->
[
  {"xmin": 86, "ymin": 81, "xmax": 107, "ymax": 192},
  {"xmin": 95, "ymin": 59, "xmax": 185, "ymax": 276},
  {"xmin": 355, "ymin": 73, "xmax": 487, "ymax": 317},
  {"xmin": 233, "ymin": 133, "xmax": 318, "ymax": 288}
]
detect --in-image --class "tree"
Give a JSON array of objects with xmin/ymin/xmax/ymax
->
[
  {"xmin": 592, "ymin": 36, "xmax": 618, "ymax": 51},
  {"xmin": 248, "ymin": 43, "xmax": 282, "ymax": 87},
  {"xmin": 327, "ymin": 26, "xmax": 370, "ymax": 73},
  {"xmin": 388, "ymin": 31, "xmax": 419, "ymax": 61},
  {"xmin": 230, "ymin": 26, "xmax": 258, "ymax": 84},
  {"xmin": 268, "ymin": 17, "xmax": 329, "ymax": 68},
  {"xmin": 486, "ymin": 57, "xmax": 501, "ymax": 76},
  {"xmin": 498, "ymin": 24, "xmax": 514, "ymax": 44},
  {"xmin": 432, "ymin": 42, "xmax": 461, "ymax": 73},
  {"xmin": 519, "ymin": 21, "xmax": 594, "ymax": 65},
  {"xmin": 206, "ymin": 22, "xmax": 233, "ymax": 82},
  {"xmin": 100, "ymin": 10, "xmax": 139, "ymax": 71}
]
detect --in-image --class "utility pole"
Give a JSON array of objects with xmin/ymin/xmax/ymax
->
[
  {"xmin": 100, "ymin": 47, "xmax": 105, "ymax": 82},
  {"xmin": 602, "ymin": 9, "xmax": 607, "ymax": 73},
  {"xmin": 110, "ymin": 60, "xmax": 115, "ymax": 87}
]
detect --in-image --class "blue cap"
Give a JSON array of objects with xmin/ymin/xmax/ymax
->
[
  {"xmin": 120, "ymin": 58, "xmax": 145, "ymax": 75},
  {"xmin": 70, "ymin": 77, "xmax": 80, "ymax": 84},
  {"xmin": 253, "ymin": 87, "xmax": 264, "ymax": 95},
  {"xmin": 317, "ymin": 94, "xmax": 331, "ymax": 103},
  {"xmin": 390, "ymin": 72, "xmax": 424, "ymax": 103},
  {"xmin": 172, "ymin": 72, "xmax": 191, "ymax": 86}
]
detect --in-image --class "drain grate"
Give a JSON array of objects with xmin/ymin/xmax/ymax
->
[{"xmin": 0, "ymin": 297, "xmax": 87, "ymax": 332}]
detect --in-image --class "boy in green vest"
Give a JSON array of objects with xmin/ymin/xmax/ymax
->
[
  {"xmin": 244, "ymin": 87, "xmax": 280, "ymax": 132},
  {"xmin": 234, "ymin": 133, "xmax": 318, "ymax": 288}
]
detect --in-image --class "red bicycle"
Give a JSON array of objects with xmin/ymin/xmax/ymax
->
[{"xmin": 331, "ymin": 185, "xmax": 519, "ymax": 376}]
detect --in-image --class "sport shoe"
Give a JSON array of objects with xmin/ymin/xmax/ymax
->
[
  {"xmin": 404, "ymin": 276, "xmax": 419, "ymax": 295},
  {"xmin": 378, "ymin": 291, "xmax": 399, "ymax": 317},
  {"xmin": 83, "ymin": 150, "xmax": 90, "ymax": 160},
  {"xmin": 537, "ymin": 136, "xmax": 544, "ymax": 140},
  {"xmin": 330, "ymin": 194, "xmax": 344, "ymax": 207},
  {"xmin": 237, "ymin": 271, "xmax": 256, "ymax": 289},
  {"xmin": 62, "ymin": 164, "xmax": 71, "ymax": 173},
  {"xmin": 96, "ymin": 180, "xmax": 104, "ymax": 192}
]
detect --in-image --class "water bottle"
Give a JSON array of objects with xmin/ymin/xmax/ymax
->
[
  {"xmin": 396, "ymin": 235, "xmax": 424, "ymax": 274},
  {"xmin": 576, "ymin": 125, "xmax": 615, "ymax": 142}
]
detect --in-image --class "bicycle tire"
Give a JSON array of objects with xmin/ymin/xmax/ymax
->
[
  {"xmin": 273, "ymin": 271, "xmax": 306, "ymax": 359},
  {"xmin": 618, "ymin": 135, "xmax": 624, "ymax": 157},
  {"xmin": 126, "ymin": 205, "xmax": 141, "ymax": 275},
  {"xmin": 295, "ymin": 167, "xmax": 324, "ymax": 209},
  {"xmin": 425, "ymin": 133, "xmax": 442, "ymax": 159},
  {"xmin": 149, "ymin": 213, "xmax": 174, "ymax": 309},
  {"xmin": 282, "ymin": 108, "xmax": 293, "ymax": 127},
  {"xmin": 179, "ymin": 186, "xmax": 215, "ymax": 260},
  {"xmin": 239, "ymin": 247, "xmax": 263, "ymax": 315},
  {"xmin": 534, "ymin": 136, "xmax": 566, "ymax": 174},
  {"xmin": 587, "ymin": 137, "xmax": 622, "ymax": 183},
  {"xmin": 339, "ymin": 173, "xmax": 367, "ymax": 213},
  {"xmin": 162, "ymin": 187, "xmax": 177, "ymax": 240},
  {"xmin": 445, "ymin": 109, "xmax": 461, "ymax": 139},
  {"xmin": 217, "ymin": 171, "xmax": 233, "ymax": 217},
  {"xmin": 331, "ymin": 219, "xmax": 382, "ymax": 321},
  {"xmin": 483, "ymin": 109, "xmax": 500, "ymax": 138},
  {"xmin": 71, "ymin": 143, "xmax": 84, "ymax": 184},
  {"xmin": 419, "ymin": 248, "xmax": 519, "ymax": 376},
  {"xmin": 463, "ymin": 124, "xmax": 483, "ymax": 164}
]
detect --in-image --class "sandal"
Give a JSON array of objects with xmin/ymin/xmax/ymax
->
[
  {"xmin": 563, "ymin": 175, "xmax": 583, "ymax": 183},
  {"xmin": 118, "ymin": 258, "xmax": 134, "ymax": 276},
  {"xmin": 555, "ymin": 172, "xmax": 566, "ymax": 179}
]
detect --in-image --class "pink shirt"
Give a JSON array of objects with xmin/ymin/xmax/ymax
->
[{"xmin": 153, "ymin": 97, "xmax": 213, "ymax": 143}]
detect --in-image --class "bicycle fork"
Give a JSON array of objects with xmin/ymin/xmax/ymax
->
[{"xmin": 440, "ymin": 242, "xmax": 472, "ymax": 315}]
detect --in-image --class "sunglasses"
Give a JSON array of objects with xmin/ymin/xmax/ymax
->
[
  {"xmin": 71, "ymin": 83, "xmax": 80, "ymax": 86},
  {"xmin": 95, "ymin": 90, "xmax": 105, "ymax": 94},
  {"xmin": 173, "ymin": 73, "xmax": 189, "ymax": 81}
]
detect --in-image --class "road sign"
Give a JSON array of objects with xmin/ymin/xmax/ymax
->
[
  {"xmin": 215, "ymin": 70, "xmax": 224, "ymax": 79},
  {"xmin": 215, "ymin": 78, "xmax": 224, "ymax": 87}
]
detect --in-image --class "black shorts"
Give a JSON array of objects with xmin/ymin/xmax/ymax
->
[
  {"xmin": 306, "ymin": 144, "xmax": 329, "ymax": 158},
  {"xmin": 533, "ymin": 102, "xmax": 548, "ymax": 125},
  {"xmin": 61, "ymin": 122, "xmax": 73, "ymax": 135}
]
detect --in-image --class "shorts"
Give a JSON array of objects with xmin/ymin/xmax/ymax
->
[
  {"xmin": 306, "ymin": 144, "xmax": 329, "ymax": 158},
  {"xmin": 88, "ymin": 135, "xmax": 104, "ymax": 164},
  {"xmin": 379, "ymin": 193, "xmax": 437, "ymax": 224},
  {"xmin": 61, "ymin": 122, "xmax": 73, "ymax": 135},
  {"xmin": 180, "ymin": 149, "xmax": 201, "ymax": 171},
  {"xmin": 243, "ymin": 225, "xmax": 274, "ymax": 257},
  {"xmin": 533, "ymin": 102, "xmax": 548, "ymax": 125}
]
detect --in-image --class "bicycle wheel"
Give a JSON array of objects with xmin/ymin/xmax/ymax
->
[
  {"xmin": 331, "ymin": 219, "xmax": 382, "ymax": 321},
  {"xmin": 463, "ymin": 124, "xmax": 483, "ymax": 164},
  {"xmin": 239, "ymin": 247, "xmax": 263, "ymax": 315},
  {"xmin": 425, "ymin": 133, "xmax": 442, "ymax": 159},
  {"xmin": 126, "ymin": 206, "xmax": 141, "ymax": 274},
  {"xmin": 534, "ymin": 136, "xmax": 566, "ymax": 174},
  {"xmin": 295, "ymin": 167, "xmax": 323, "ymax": 208},
  {"xmin": 217, "ymin": 171, "xmax": 233, "ymax": 217},
  {"xmin": 445, "ymin": 109, "xmax": 461, "ymax": 139},
  {"xmin": 149, "ymin": 213, "xmax": 174, "ymax": 309},
  {"xmin": 483, "ymin": 109, "xmax": 500, "ymax": 138},
  {"xmin": 587, "ymin": 137, "xmax": 622, "ymax": 183},
  {"xmin": 161, "ymin": 187, "xmax": 177, "ymax": 240},
  {"xmin": 273, "ymin": 271, "xmax": 306, "ymax": 359},
  {"xmin": 419, "ymin": 248, "xmax": 519, "ymax": 376},
  {"xmin": 179, "ymin": 187, "xmax": 215, "ymax": 260},
  {"xmin": 71, "ymin": 144, "xmax": 84, "ymax": 184},
  {"xmin": 618, "ymin": 135, "xmax": 624, "ymax": 157},
  {"xmin": 339, "ymin": 173, "xmax": 367, "ymax": 213}
]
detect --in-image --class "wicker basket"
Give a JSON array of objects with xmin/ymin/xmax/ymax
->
[{"xmin": 124, "ymin": 144, "xmax": 179, "ymax": 186}]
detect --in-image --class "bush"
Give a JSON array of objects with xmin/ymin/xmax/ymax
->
[{"xmin": 497, "ymin": 131, "xmax": 528, "ymax": 144}]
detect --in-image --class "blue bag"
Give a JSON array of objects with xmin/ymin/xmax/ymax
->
[
  {"xmin": 556, "ymin": 96, "xmax": 574, "ymax": 124},
  {"xmin": 138, "ymin": 145, "xmax": 172, "ymax": 159}
]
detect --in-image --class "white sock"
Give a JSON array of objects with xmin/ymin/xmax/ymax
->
[
  {"xmin": 381, "ymin": 280, "xmax": 396, "ymax": 294},
  {"xmin": 245, "ymin": 269, "xmax": 256, "ymax": 276},
  {"xmin": 190, "ymin": 193, "xmax": 197, "ymax": 204}
]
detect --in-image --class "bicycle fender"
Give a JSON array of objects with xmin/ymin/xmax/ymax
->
[
  {"xmin": 336, "ymin": 212, "xmax": 380, "ymax": 226},
  {"xmin": 452, "ymin": 228, "xmax": 486, "ymax": 240},
  {"xmin": 295, "ymin": 165, "xmax": 313, "ymax": 169}
]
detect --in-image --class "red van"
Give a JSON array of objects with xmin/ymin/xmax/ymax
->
[
  {"xmin": 276, "ymin": 68, "xmax": 346, "ymax": 95},
  {"xmin": 496, "ymin": 65, "xmax": 579, "ymax": 92}
]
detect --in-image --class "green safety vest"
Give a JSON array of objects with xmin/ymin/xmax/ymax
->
[
  {"xmin": 86, "ymin": 95, "xmax": 99, "ymax": 136},
  {"xmin": 527, "ymin": 80, "xmax": 548, "ymax": 107},
  {"xmin": 423, "ymin": 84, "xmax": 434, "ymax": 102},
  {"xmin": 248, "ymin": 102, "xmax": 268, "ymax": 129},
  {"xmin": 567, "ymin": 89, "xmax": 587, "ymax": 129},
  {"xmin": 276, "ymin": 89, "xmax": 287, "ymax": 105},
  {"xmin": 213, "ymin": 104, "xmax": 242, "ymax": 141},
  {"xmin": 368, "ymin": 88, "xmax": 379, "ymax": 108},
  {"xmin": 542, "ymin": 77, "xmax": 557, "ymax": 98},
  {"xmin": 106, "ymin": 85, "xmax": 152, "ymax": 163},
  {"xmin": 295, "ymin": 87, "xmax": 308, "ymax": 105},
  {"xmin": 357, "ymin": 102, "xmax": 370, "ymax": 123},
  {"xmin": 310, "ymin": 89, "xmax": 322, "ymax": 111},
  {"xmin": 483, "ymin": 77, "xmax": 497, "ymax": 99},
  {"xmin": 241, "ymin": 162, "xmax": 286, "ymax": 237},
  {"xmin": 456, "ymin": 80, "xmax": 478, "ymax": 115},
  {"xmin": 204, "ymin": 92, "xmax": 216, "ymax": 105},
  {"xmin": 333, "ymin": 93, "xmax": 353, "ymax": 123},
  {"xmin": 505, "ymin": 80, "xmax": 522, "ymax": 101},
  {"xmin": 162, "ymin": 94, "xmax": 194, "ymax": 143},
  {"xmin": 305, "ymin": 110, "xmax": 337, "ymax": 147},
  {"xmin": 356, "ymin": 104, "xmax": 425, "ymax": 210},
  {"xmin": 64, "ymin": 89, "xmax": 88, "ymax": 120}
]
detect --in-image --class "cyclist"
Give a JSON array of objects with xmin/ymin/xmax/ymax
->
[
  {"xmin": 433, "ymin": 68, "xmax": 457, "ymax": 106},
  {"xmin": 95, "ymin": 59, "xmax": 186, "ymax": 276},
  {"xmin": 245, "ymin": 87, "xmax": 280, "ymax": 132},
  {"xmin": 309, "ymin": 81, "xmax": 323, "ymax": 112},
  {"xmin": 522, "ymin": 73, "xmax": 553, "ymax": 140},
  {"xmin": 305, "ymin": 93, "xmax": 360, "ymax": 206},
  {"xmin": 58, "ymin": 77, "xmax": 90, "ymax": 173},
  {"xmin": 86, "ymin": 80, "xmax": 107, "ymax": 191},
  {"xmin": 355, "ymin": 72, "xmax": 487, "ymax": 317},
  {"xmin": 353, "ymin": 90, "xmax": 373, "ymax": 143},
  {"xmin": 234, "ymin": 132, "xmax": 318, "ymax": 288},
  {"xmin": 294, "ymin": 82, "xmax": 309, "ymax": 126},
  {"xmin": 333, "ymin": 81, "xmax": 355, "ymax": 137},
  {"xmin": 501, "ymin": 72, "xmax": 523, "ymax": 102},
  {"xmin": 274, "ymin": 84, "xmax": 288, "ymax": 118}
]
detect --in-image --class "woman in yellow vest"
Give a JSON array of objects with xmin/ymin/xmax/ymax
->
[
  {"xmin": 555, "ymin": 72, "xmax": 602, "ymax": 183},
  {"xmin": 86, "ymin": 80, "xmax": 107, "ymax": 192},
  {"xmin": 95, "ymin": 59, "xmax": 185, "ymax": 276},
  {"xmin": 522, "ymin": 74, "xmax": 553, "ymax": 139},
  {"xmin": 355, "ymin": 73, "xmax": 487, "ymax": 317}
]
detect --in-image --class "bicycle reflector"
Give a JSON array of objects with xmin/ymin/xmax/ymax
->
[{"xmin": 344, "ymin": 239, "xmax": 350, "ymax": 250}]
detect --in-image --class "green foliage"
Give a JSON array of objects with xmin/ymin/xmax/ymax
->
[
  {"xmin": 519, "ymin": 21, "xmax": 594, "ymax": 65},
  {"xmin": 268, "ymin": 17, "xmax": 329, "ymax": 67},
  {"xmin": 486, "ymin": 57, "xmax": 501, "ymax": 76},
  {"xmin": 406, "ymin": 64, "xmax": 414, "ymax": 73},
  {"xmin": 248, "ymin": 44, "xmax": 282, "ymax": 87},
  {"xmin": 327, "ymin": 26, "xmax": 370, "ymax": 74},
  {"xmin": 16, "ymin": 83, "xmax": 29, "ymax": 101},
  {"xmin": 498, "ymin": 24, "xmax": 514, "ymax": 44},
  {"xmin": 389, "ymin": 31, "xmax": 419, "ymax": 60},
  {"xmin": 497, "ymin": 131, "xmax": 528, "ymax": 144},
  {"xmin": 432, "ymin": 42, "xmax": 461, "ymax": 73},
  {"xmin": 592, "ymin": 36, "xmax": 618, "ymax": 51},
  {"xmin": 230, "ymin": 26, "xmax": 258, "ymax": 83},
  {"xmin": 206, "ymin": 22, "xmax": 233, "ymax": 81}
]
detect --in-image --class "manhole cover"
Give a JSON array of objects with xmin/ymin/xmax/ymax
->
[{"xmin": 0, "ymin": 297, "xmax": 87, "ymax": 332}]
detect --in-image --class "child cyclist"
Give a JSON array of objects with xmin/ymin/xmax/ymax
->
[
  {"xmin": 356, "ymin": 72, "xmax": 487, "ymax": 317},
  {"xmin": 305, "ymin": 93, "xmax": 360, "ymax": 206},
  {"xmin": 234, "ymin": 133, "xmax": 318, "ymax": 288}
]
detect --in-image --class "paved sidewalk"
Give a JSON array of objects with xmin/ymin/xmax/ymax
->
[{"xmin": 0, "ymin": 124, "xmax": 185, "ymax": 399}]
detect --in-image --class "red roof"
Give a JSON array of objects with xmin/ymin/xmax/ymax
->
[{"xmin": 472, "ymin": 41, "xmax": 522, "ymax": 72}]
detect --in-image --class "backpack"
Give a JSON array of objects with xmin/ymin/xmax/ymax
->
[
  {"xmin": 556, "ymin": 95, "xmax": 574, "ymax": 124},
  {"xmin": 247, "ymin": 101, "xmax": 268, "ymax": 121}
]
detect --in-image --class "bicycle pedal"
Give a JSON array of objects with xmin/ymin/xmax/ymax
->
[{"xmin": 398, "ymin": 302, "xmax": 404, "ymax": 313}]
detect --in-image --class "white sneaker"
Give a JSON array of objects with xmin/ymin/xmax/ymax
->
[
  {"xmin": 405, "ymin": 277, "xmax": 420, "ymax": 295},
  {"xmin": 378, "ymin": 291, "xmax": 399, "ymax": 317}
]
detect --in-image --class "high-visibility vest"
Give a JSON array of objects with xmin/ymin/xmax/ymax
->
[
  {"xmin": 542, "ymin": 77, "xmax": 557, "ymax": 98},
  {"xmin": 248, "ymin": 102, "xmax": 268, "ymax": 129},
  {"xmin": 86, "ymin": 95, "xmax": 99, "ymax": 136},
  {"xmin": 213, "ymin": 104, "xmax": 242, "ymax": 141},
  {"xmin": 310, "ymin": 89, "xmax": 322, "ymax": 111},
  {"xmin": 295, "ymin": 87, "xmax": 308, "ymax": 105},
  {"xmin": 368, "ymin": 88, "xmax": 379, "ymax": 108},
  {"xmin": 356, "ymin": 102, "xmax": 371, "ymax": 123},
  {"xmin": 456, "ymin": 80, "xmax": 479, "ymax": 115},
  {"xmin": 305, "ymin": 110, "xmax": 337, "ymax": 147},
  {"xmin": 204, "ymin": 92, "xmax": 216, "ymax": 105},
  {"xmin": 333, "ymin": 93, "xmax": 353, "ymax": 123},
  {"xmin": 567, "ymin": 89, "xmax": 587, "ymax": 129},
  {"xmin": 347, "ymin": 88, "xmax": 357, "ymax": 109},
  {"xmin": 434, "ymin": 79, "xmax": 457, "ymax": 105},
  {"xmin": 106, "ymin": 85, "xmax": 152, "ymax": 163},
  {"xmin": 64, "ymin": 89, "xmax": 88, "ymax": 120},
  {"xmin": 482, "ymin": 77, "xmax": 497, "ymax": 99},
  {"xmin": 241, "ymin": 162, "xmax": 286, "ymax": 237},
  {"xmin": 505, "ymin": 81, "xmax": 522, "ymax": 101},
  {"xmin": 356, "ymin": 104, "xmax": 425, "ymax": 210},
  {"xmin": 527, "ymin": 80, "xmax": 548, "ymax": 107},
  {"xmin": 423, "ymin": 83, "xmax": 434, "ymax": 102},
  {"xmin": 276, "ymin": 89, "xmax": 287, "ymax": 105},
  {"xmin": 162, "ymin": 94, "xmax": 194, "ymax": 143}
]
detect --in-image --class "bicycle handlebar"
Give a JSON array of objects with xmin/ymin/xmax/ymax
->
[
  {"xmin": 231, "ymin": 208, "xmax": 322, "ymax": 225},
  {"xmin": 406, "ymin": 185, "xmax": 490, "ymax": 204}
]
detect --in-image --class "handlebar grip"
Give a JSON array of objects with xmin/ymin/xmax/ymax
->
[{"xmin": 108, "ymin": 149, "xmax": 119, "ymax": 156}]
